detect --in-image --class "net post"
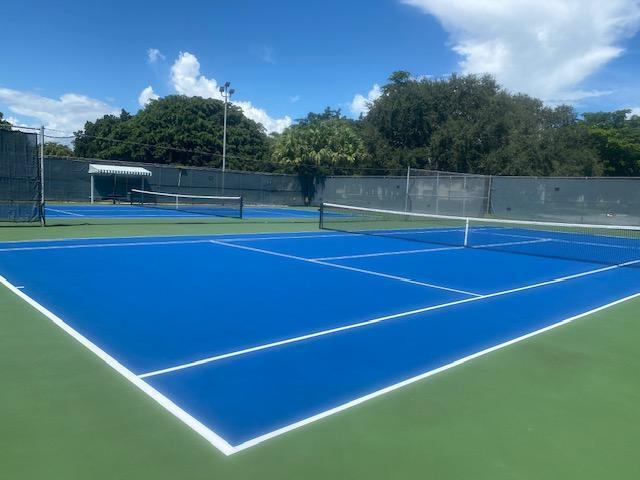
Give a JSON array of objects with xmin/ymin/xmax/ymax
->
[
  {"xmin": 463, "ymin": 218, "xmax": 470, "ymax": 247},
  {"xmin": 239, "ymin": 196, "xmax": 244, "ymax": 219},
  {"xmin": 39, "ymin": 126, "xmax": 45, "ymax": 226},
  {"xmin": 319, "ymin": 203, "xmax": 324, "ymax": 230}
]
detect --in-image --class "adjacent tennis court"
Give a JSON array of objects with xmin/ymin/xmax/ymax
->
[
  {"xmin": 2, "ymin": 204, "xmax": 639, "ymax": 455},
  {"xmin": 44, "ymin": 203, "xmax": 319, "ymax": 220}
]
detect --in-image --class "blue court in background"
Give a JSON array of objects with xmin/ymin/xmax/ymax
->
[
  {"xmin": 1, "ymin": 228, "xmax": 639, "ymax": 452},
  {"xmin": 44, "ymin": 203, "xmax": 319, "ymax": 219}
]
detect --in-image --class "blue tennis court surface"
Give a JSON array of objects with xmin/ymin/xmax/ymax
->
[
  {"xmin": 1, "ymin": 228, "xmax": 639, "ymax": 454},
  {"xmin": 44, "ymin": 203, "xmax": 318, "ymax": 219}
]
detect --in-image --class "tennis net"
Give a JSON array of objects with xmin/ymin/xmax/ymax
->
[
  {"xmin": 130, "ymin": 189, "xmax": 243, "ymax": 219},
  {"xmin": 320, "ymin": 203, "xmax": 640, "ymax": 267}
]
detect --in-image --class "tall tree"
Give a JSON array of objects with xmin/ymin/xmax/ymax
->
[
  {"xmin": 74, "ymin": 96, "xmax": 270, "ymax": 169},
  {"xmin": 271, "ymin": 108, "xmax": 367, "ymax": 176},
  {"xmin": 482, "ymin": 102, "xmax": 602, "ymax": 176},
  {"xmin": 362, "ymin": 72, "xmax": 602, "ymax": 176},
  {"xmin": 584, "ymin": 111, "xmax": 640, "ymax": 176}
]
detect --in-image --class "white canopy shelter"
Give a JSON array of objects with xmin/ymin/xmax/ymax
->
[{"xmin": 88, "ymin": 163, "xmax": 152, "ymax": 203}]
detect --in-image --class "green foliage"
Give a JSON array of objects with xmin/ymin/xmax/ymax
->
[
  {"xmin": 482, "ymin": 103, "xmax": 602, "ymax": 176},
  {"xmin": 73, "ymin": 96, "xmax": 270, "ymax": 169},
  {"xmin": 58, "ymin": 79, "xmax": 640, "ymax": 179},
  {"xmin": 584, "ymin": 111, "xmax": 640, "ymax": 176},
  {"xmin": 43, "ymin": 142, "xmax": 74, "ymax": 157},
  {"xmin": 272, "ymin": 108, "xmax": 367, "ymax": 176},
  {"xmin": 73, "ymin": 110, "xmax": 132, "ymax": 160},
  {"xmin": 362, "ymin": 72, "xmax": 603, "ymax": 176}
]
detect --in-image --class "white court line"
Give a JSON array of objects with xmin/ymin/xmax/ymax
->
[
  {"xmin": 381, "ymin": 225, "xmax": 640, "ymax": 252},
  {"xmin": 46, "ymin": 208, "xmax": 85, "ymax": 217},
  {"xmin": 312, "ymin": 238, "xmax": 552, "ymax": 261},
  {"xmin": 230, "ymin": 290, "xmax": 640, "ymax": 453},
  {"xmin": 209, "ymin": 239, "xmax": 481, "ymax": 297},
  {"xmin": 139, "ymin": 257, "xmax": 640, "ymax": 379},
  {"xmin": 0, "ymin": 274, "xmax": 236, "ymax": 456},
  {"xmin": 323, "ymin": 203, "xmax": 640, "ymax": 231},
  {"xmin": 225, "ymin": 233, "xmax": 357, "ymax": 242},
  {"xmin": 349, "ymin": 227, "xmax": 466, "ymax": 237},
  {"xmin": 0, "ymin": 230, "xmax": 339, "ymax": 246},
  {"xmin": 473, "ymin": 229, "xmax": 640, "ymax": 251},
  {"xmin": 61, "ymin": 214, "xmax": 213, "ymax": 218},
  {"xmin": 47, "ymin": 208, "xmax": 127, "ymax": 212},
  {"xmin": 473, "ymin": 238, "xmax": 553, "ymax": 249},
  {"xmin": 3, "ymin": 253, "xmax": 640, "ymax": 455},
  {"xmin": 0, "ymin": 226, "xmax": 470, "ymax": 247},
  {"xmin": 0, "ymin": 239, "xmax": 214, "ymax": 253},
  {"xmin": 331, "ymin": 225, "xmax": 640, "ymax": 256},
  {"xmin": 344, "ymin": 225, "xmax": 638, "ymax": 251},
  {"xmin": 313, "ymin": 245, "xmax": 464, "ymax": 261}
]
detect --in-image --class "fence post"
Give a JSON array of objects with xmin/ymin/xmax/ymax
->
[
  {"xmin": 435, "ymin": 171, "xmax": 440, "ymax": 215},
  {"xmin": 485, "ymin": 175, "xmax": 493, "ymax": 217},
  {"xmin": 39, "ymin": 126, "xmax": 45, "ymax": 226},
  {"xmin": 462, "ymin": 175, "xmax": 467, "ymax": 217},
  {"xmin": 404, "ymin": 165, "xmax": 411, "ymax": 212}
]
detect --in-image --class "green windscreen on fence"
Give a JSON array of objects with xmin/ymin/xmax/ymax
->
[
  {"xmin": 0, "ymin": 129, "xmax": 42, "ymax": 223},
  {"xmin": 34, "ymin": 155, "xmax": 640, "ymax": 227},
  {"xmin": 490, "ymin": 176, "xmax": 640, "ymax": 226},
  {"xmin": 315, "ymin": 170, "xmax": 490, "ymax": 217},
  {"xmin": 43, "ymin": 156, "xmax": 307, "ymax": 206}
]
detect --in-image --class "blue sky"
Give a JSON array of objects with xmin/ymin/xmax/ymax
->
[{"xmin": 1, "ymin": 0, "xmax": 639, "ymax": 134}]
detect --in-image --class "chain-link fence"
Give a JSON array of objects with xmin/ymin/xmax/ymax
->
[
  {"xmin": 314, "ymin": 168, "xmax": 640, "ymax": 225},
  {"xmin": 0, "ymin": 129, "xmax": 42, "ymax": 223},
  {"xmin": 6, "ymin": 151, "xmax": 640, "ymax": 227},
  {"xmin": 314, "ymin": 175, "xmax": 408, "ymax": 210},
  {"xmin": 43, "ymin": 156, "xmax": 307, "ymax": 206},
  {"xmin": 490, "ymin": 176, "xmax": 640, "ymax": 225},
  {"xmin": 314, "ymin": 169, "xmax": 490, "ymax": 217}
]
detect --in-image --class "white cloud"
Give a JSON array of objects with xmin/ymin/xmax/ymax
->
[
  {"xmin": 147, "ymin": 48, "xmax": 165, "ymax": 64},
  {"xmin": 234, "ymin": 100, "xmax": 292, "ymax": 134},
  {"xmin": 258, "ymin": 45, "xmax": 275, "ymax": 64},
  {"xmin": 170, "ymin": 52, "xmax": 221, "ymax": 98},
  {"xmin": 628, "ymin": 107, "xmax": 640, "ymax": 118},
  {"xmin": 0, "ymin": 87, "xmax": 119, "ymax": 133},
  {"xmin": 350, "ymin": 84, "xmax": 382, "ymax": 116},
  {"xmin": 138, "ymin": 86, "xmax": 159, "ymax": 107},
  {"xmin": 169, "ymin": 51, "xmax": 292, "ymax": 133},
  {"xmin": 401, "ymin": 0, "xmax": 640, "ymax": 102},
  {"xmin": 289, "ymin": 95, "xmax": 301, "ymax": 104}
]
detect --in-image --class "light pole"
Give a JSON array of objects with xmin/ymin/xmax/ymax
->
[{"xmin": 219, "ymin": 82, "xmax": 235, "ymax": 172}]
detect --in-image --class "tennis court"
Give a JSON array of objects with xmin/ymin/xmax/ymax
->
[
  {"xmin": 44, "ymin": 204, "xmax": 318, "ymax": 220},
  {"xmin": 2, "ymin": 204, "xmax": 639, "ymax": 455},
  {"xmin": 39, "ymin": 190, "xmax": 321, "ymax": 226}
]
